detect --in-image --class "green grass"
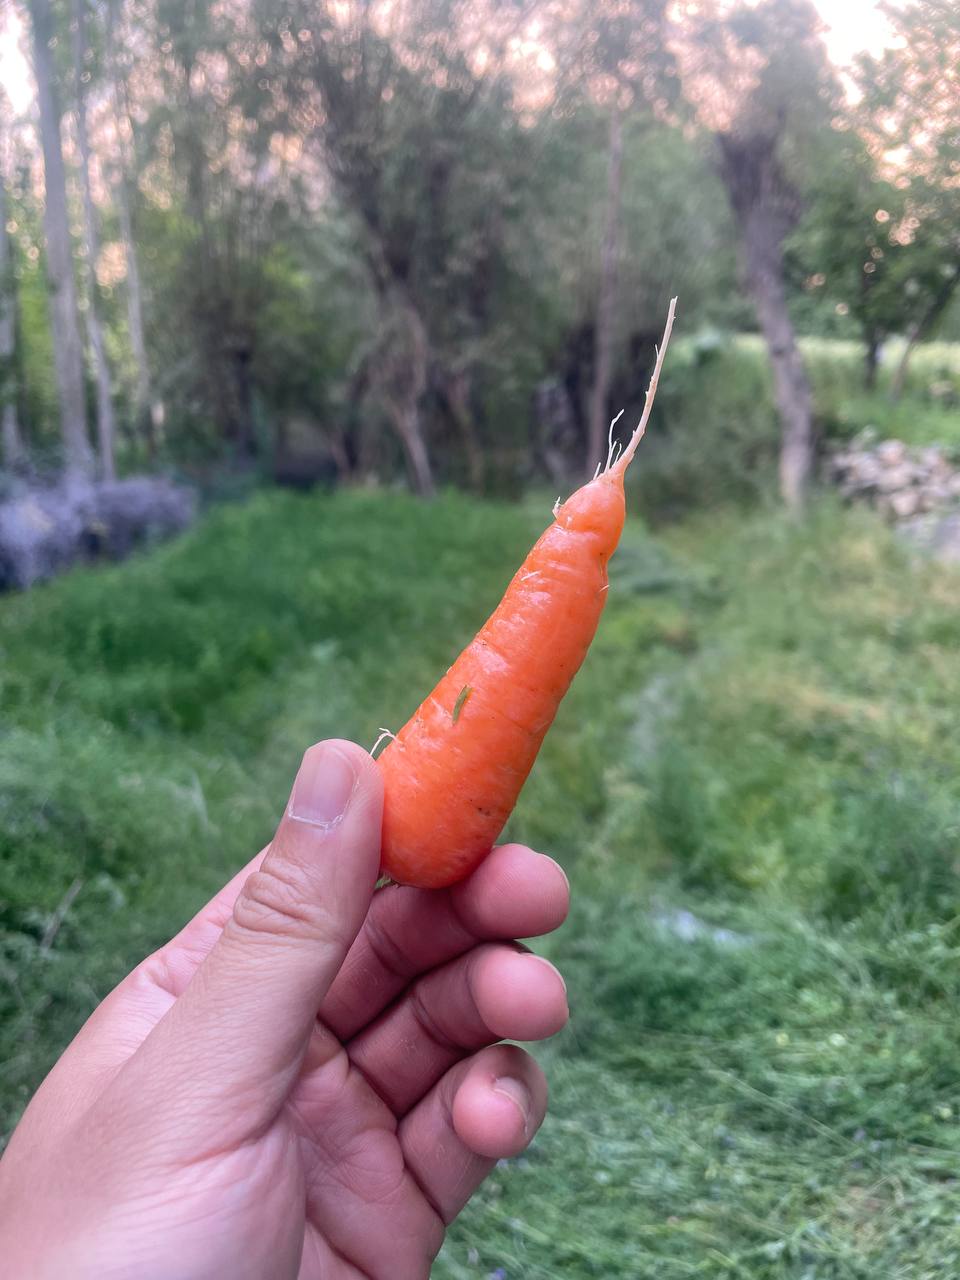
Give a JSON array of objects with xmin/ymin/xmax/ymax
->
[
  {"xmin": 5, "ymin": 486, "xmax": 960, "ymax": 1275},
  {"xmin": 441, "ymin": 501, "xmax": 960, "ymax": 1278}
]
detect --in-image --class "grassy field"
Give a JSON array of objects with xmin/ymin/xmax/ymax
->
[{"xmin": 4, "ymin": 485, "xmax": 960, "ymax": 1276}]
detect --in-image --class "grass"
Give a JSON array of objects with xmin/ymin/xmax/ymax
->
[
  {"xmin": 5, "ymin": 482, "xmax": 960, "ymax": 1275},
  {"xmin": 441, "ymin": 500, "xmax": 960, "ymax": 1278}
]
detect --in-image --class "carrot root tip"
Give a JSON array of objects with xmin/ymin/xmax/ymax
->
[
  {"xmin": 604, "ymin": 409, "xmax": 626, "ymax": 473},
  {"xmin": 609, "ymin": 297, "xmax": 678, "ymax": 478}
]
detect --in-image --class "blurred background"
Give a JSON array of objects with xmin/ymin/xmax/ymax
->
[{"xmin": 3, "ymin": 0, "xmax": 960, "ymax": 1274}]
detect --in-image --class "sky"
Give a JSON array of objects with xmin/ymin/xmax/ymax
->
[
  {"xmin": 0, "ymin": 8, "xmax": 30, "ymax": 114},
  {"xmin": 0, "ymin": 0, "xmax": 896, "ymax": 119},
  {"xmin": 815, "ymin": 0, "xmax": 895, "ymax": 66}
]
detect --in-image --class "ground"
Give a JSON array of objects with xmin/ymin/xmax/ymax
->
[{"xmin": 3, "ymin": 485, "xmax": 960, "ymax": 1278}]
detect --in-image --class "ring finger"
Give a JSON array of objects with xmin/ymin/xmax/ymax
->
[{"xmin": 398, "ymin": 1043, "xmax": 549, "ymax": 1223}]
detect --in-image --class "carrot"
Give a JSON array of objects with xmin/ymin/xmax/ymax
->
[{"xmin": 377, "ymin": 298, "xmax": 678, "ymax": 888}]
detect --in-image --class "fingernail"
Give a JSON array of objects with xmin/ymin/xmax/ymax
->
[
  {"xmin": 527, "ymin": 953, "xmax": 567, "ymax": 995},
  {"xmin": 492, "ymin": 1076, "xmax": 531, "ymax": 1133},
  {"xmin": 289, "ymin": 745, "xmax": 357, "ymax": 828},
  {"xmin": 543, "ymin": 854, "xmax": 570, "ymax": 893}
]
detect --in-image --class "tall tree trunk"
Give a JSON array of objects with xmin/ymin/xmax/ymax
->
[
  {"xmin": 116, "ymin": 168, "xmax": 160, "ymax": 451},
  {"xmin": 0, "ymin": 404, "xmax": 20, "ymax": 473},
  {"xmin": 889, "ymin": 264, "xmax": 960, "ymax": 403},
  {"xmin": 72, "ymin": 0, "xmax": 116, "ymax": 480},
  {"xmin": 890, "ymin": 320, "xmax": 922, "ymax": 405},
  {"xmin": 0, "ymin": 156, "xmax": 23, "ymax": 470},
  {"xmin": 586, "ymin": 104, "xmax": 624, "ymax": 478},
  {"xmin": 377, "ymin": 296, "xmax": 436, "ymax": 498},
  {"xmin": 443, "ymin": 367, "xmax": 484, "ymax": 492},
  {"xmin": 389, "ymin": 402, "xmax": 436, "ymax": 498},
  {"xmin": 28, "ymin": 0, "xmax": 92, "ymax": 479},
  {"xmin": 864, "ymin": 331, "xmax": 880, "ymax": 392},
  {"xmin": 107, "ymin": 0, "xmax": 158, "ymax": 451},
  {"xmin": 741, "ymin": 215, "xmax": 814, "ymax": 511},
  {"xmin": 718, "ymin": 135, "xmax": 814, "ymax": 512}
]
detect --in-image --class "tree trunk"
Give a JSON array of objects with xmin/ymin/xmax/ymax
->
[
  {"xmin": 390, "ymin": 402, "xmax": 436, "ymax": 499},
  {"xmin": 0, "ymin": 404, "xmax": 20, "ymax": 473},
  {"xmin": 107, "ymin": 0, "xmax": 158, "ymax": 451},
  {"xmin": 117, "ymin": 172, "xmax": 161, "ymax": 452},
  {"xmin": 72, "ymin": 0, "xmax": 116, "ymax": 480},
  {"xmin": 889, "ymin": 264, "xmax": 960, "ymax": 403},
  {"xmin": 718, "ymin": 135, "xmax": 814, "ymax": 512},
  {"xmin": 28, "ymin": 0, "xmax": 92, "ymax": 479},
  {"xmin": 0, "ymin": 147, "xmax": 23, "ymax": 470},
  {"xmin": 229, "ymin": 342, "xmax": 256, "ymax": 462},
  {"xmin": 890, "ymin": 321, "xmax": 921, "ymax": 404},
  {"xmin": 377, "ymin": 295, "xmax": 436, "ymax": 498},
  {"xmin": 443, "ymin": 367, "xmax": 484, "ymax": 492},
  {"xmin": 739, "ymin": 211, "xmax": 814, "ymax": 511},
  {"xmin": 864, "ymin": 331, "xmax": 880, "ymax": 392},
  {"xmin": 586, "ymin": 104, "xmax": 624, "ymax": 478}
]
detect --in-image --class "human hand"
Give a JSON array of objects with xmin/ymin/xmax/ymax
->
[{"xmin": 0, "ymin": 740, "xmax": 569, "ymax": 1279}]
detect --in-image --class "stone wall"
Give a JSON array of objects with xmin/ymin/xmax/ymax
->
[
  {"xmin": 828, "ymin": 431, "xmax": 960, "ymax": 563},
  {"xmin": 829, "ymin": 433, "xmax": 960, "ymax": 522}
]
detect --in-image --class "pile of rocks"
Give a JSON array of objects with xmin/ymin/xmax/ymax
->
[{"xmin": 828, "ymin": 434, "xmax": 960, "ymax": 522}]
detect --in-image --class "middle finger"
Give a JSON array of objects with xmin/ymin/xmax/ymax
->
[{"xmin": 345, "ymin": 942, "xmax": 568, "ymax": 1115}]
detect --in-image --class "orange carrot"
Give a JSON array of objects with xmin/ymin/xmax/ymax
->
[{"xmin": 377, "ymin": 299, "xmax": 678, "ymax": 888}]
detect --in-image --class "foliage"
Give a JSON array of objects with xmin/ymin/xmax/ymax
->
[
  {"xmin": 668, "ymin": 0, "xmax": 839, "ymax": 510},
  {"xmin": 618, "ymin": 334, "xmax": 960, "ymax": 520},
  {"xmin": 4, "ymin": 0, "xmax": 960, "ymax": 498},
  {"xmin": 788, "ymin": 139, "xmax": 908, "ymax": 372},
  {"xmin": 852, "ymin": 0, "xmax": 960, "ymax": 358}
]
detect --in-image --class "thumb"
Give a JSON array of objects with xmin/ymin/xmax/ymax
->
[{"xmin": 131, "ymin": 740, "xmax": 382, "ymax": 1123}]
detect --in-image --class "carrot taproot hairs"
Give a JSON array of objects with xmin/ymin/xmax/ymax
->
[{"xmin": 377, "ymin": 298, "xmax": 678, "ymax": 888}]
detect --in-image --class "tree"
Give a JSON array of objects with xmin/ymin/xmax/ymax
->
[
  {"xmin": 273, "ymin": 0, "xmax": 451, "ymax": 496},
  {"xmin": 72, "ymin": 0, "xmax": 117, "ymax": 479},
  {"xmin": 27, "ymin": 0, "xmax": 92, "ymax": 478},
  {"xmin": 857, "ymin": 1, "xmax": 960, "ymax": 401},
  {"xmin": 546, "ymin": 0, "xmax": 676, "ymax": 478},
  {"xmin": 0, "ymin": 121, "xmax": 23, "ymax": 471},
  {"xmin": 106, "ymin": 0, "xmax": 157, "ymax": 450},
  {"xmin": 586, "ymin": 104, "xmax": 623, "ymax": 477},
  {"xmin": 138, "ymin": 0, "xmax": 324, "ymax": 466},
  {"xmin": 261, "ymin": 0, "xmax": 556, "ymax": 495},
  {"xmin": 791, "ymin": 139, "xmax": 960, "ymax": 393},
  {"xmin": 154, "ymin": 0, "xmax": 257, "ymax": 460},
  {"xmin": 791, "ymin": 141, "xmax": 908, "ymax": 389},
  {"xmin": 672, "ymin": 0, "xmax": 835, "ymax": 511}
]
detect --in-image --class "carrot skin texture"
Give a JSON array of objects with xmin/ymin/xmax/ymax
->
[{"xmin": 378, "ymin": 471, "xmax": 627, "ymax": 889}]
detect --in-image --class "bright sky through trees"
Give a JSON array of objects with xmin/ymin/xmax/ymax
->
[{"xmin": 0, "ymin": 0, "xmax": 895, "ymax": 116}]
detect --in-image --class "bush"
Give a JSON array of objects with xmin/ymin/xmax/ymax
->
[
  {"xmin": 632, "ymin": 333, "xmax": 780, "ymax": 521},
  {"xmin": 628, "ymin": 334, "xmax": 960, "ymax": 521}
]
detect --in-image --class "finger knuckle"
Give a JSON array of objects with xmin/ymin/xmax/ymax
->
[{"xmin": 231, "ymin": 862, "xmax": 338, "ymax": 944}]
